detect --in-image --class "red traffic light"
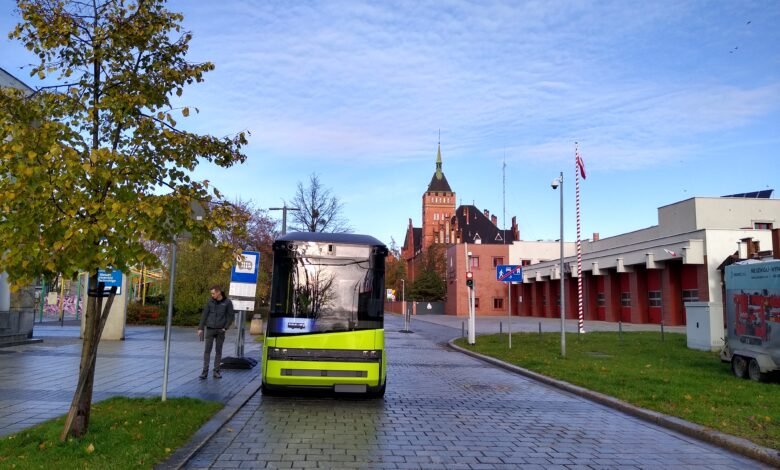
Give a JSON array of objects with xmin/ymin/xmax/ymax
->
[{"xmin": 466, "ymin": 271, "xmax": 473, "ymax": 280}]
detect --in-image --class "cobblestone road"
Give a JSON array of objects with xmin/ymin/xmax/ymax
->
[{"xmin": 187, "ymin": 315, "xmax": 768, "ymax": 469}]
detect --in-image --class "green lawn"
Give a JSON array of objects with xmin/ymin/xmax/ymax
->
[
  {"xmin": 0, "ymin": 397, "xmax": 222, "ymax": 469},
  {"xmin": 454, "ymin": 332, "xmax": 779, "ymax": 450}
]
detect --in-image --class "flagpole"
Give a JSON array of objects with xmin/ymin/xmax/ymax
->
[{"xmin": 575, "ymin": 142, "xmax": 585, "ymax": 334}]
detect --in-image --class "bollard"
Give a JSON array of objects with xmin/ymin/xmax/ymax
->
[
  {"xmin": 538, "ymin": 321, "xmax": 542, "ymax": 336},
  {"xmin": 500, "ymin": 321, "xmax": 503, "ymax": 334},
  {"xmin": 661, "ymin": 321, "xmax": 665, "ymax": 341},
  {"xmin": 619, "ymin": 321, "xmax": 623, "ymax": 341},
  {"xmin": 462, "ymin": 321, "xmax": 465, "ymax": 338}
]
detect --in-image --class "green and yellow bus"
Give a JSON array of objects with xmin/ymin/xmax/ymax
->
[{"xmin": 261, "ymin": 232, "xmax": 388, "ymax": 397}]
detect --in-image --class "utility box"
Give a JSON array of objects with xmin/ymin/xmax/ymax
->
[{"xmin": 685, "ymin": 302, "xmax": 724, "ymax": 351}]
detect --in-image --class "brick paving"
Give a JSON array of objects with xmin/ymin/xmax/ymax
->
[
  {"xmin": 186, "ymin": 315, "xmax": 768, "ymax": 469},
  {"xmin": 0, "ymin": 323, "xmax": 260, "ymax": 438}
]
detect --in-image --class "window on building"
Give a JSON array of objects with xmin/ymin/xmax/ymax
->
[
  {"xmin": 648, "ymin": 291, "xmax": 662, "ymax": 307},
  {"xmin": 682, "ymin": 289, "xmax": 699, "ymax": 302},
  {"xmin": 521, "ymin": 259, "xmax": 531, "ymax": 266},
  {"xmin": 621, "ymin": 292, "xmax": 631, "ymax": 307},
  {"xmin": 596, "ymin": 293, "xmax": 605, "ymax": 307},
  {"xmin": 434, "ymin": 213, "xmax": 439, "ymax": 221},
  {"xmin": 754, "ymin": 222, "xmax": 773, "ymax": 230},
  {"xmin": 470, "ymin": 257, "xmax": 480, "ymax": 269},
  {"xmin": 493, "ymin": 298, "xmax": 504, "ymax": 309},
  {"xmin": 474, "ymin": 297, "xmax": 480, "ymax": 309},
  {"xmin": 492, "ymin": 257, "xmax": 504, "ymax": 267}
]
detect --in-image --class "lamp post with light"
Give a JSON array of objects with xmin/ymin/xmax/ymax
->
[{"xmin": 551, "ymin": 172, "xmax": 566, "ymax": 357}]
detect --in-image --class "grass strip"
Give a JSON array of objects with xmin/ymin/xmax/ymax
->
[
  {"xmin": 0, "ymin": 396, "xmax": 222, "ymax": 469},
  {"xmin": 455, "ymin": 331, "xmax": 779, "ymax": 450}
]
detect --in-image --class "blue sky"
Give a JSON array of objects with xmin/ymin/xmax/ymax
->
[{"xmin": 2, "ymin": 0, "xmax": 779, "ymax": 248}]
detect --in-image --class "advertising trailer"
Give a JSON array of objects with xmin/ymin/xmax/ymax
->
[{"xmin": 722, "ymin": 260, "xmax": 780, "ymax": 381}]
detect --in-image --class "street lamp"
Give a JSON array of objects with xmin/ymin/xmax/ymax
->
[
  {"xmin": 269, "ymin": 203, "xmax": 300, "ymax": 235},
  {"xmin": 551, "ymin": 172, "xmax": 566, "ymax": 357},
  {"xmin": 162, "ymin": 201, "xmax": 204, "ymax": 401}
]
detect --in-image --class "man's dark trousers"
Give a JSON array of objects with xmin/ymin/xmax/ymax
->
[{"xmin": 203, "ymin": 327, "xmax": 226, "ymax": 374}]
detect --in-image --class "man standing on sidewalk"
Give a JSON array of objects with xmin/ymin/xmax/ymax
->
[{"xmin": 197, "ymin": 285, "xmax": 234, "ymax": 379}]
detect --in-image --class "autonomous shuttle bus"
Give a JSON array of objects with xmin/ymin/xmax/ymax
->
[{"xmin": 261, "ymin": 232, "xmax": 388, "ymax": 396}]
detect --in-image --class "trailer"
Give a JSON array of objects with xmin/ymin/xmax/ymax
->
[{"xmin": 721, "ymin": 260, "xmax": 780, "ymax": 381}]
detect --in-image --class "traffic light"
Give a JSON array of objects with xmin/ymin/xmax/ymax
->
[{"xmin": 466, "ymin": 279, "xmax": 473, "ymax": 288}]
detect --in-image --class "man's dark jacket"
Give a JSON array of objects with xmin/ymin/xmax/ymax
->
[{"xmin": 199, "ymin": 297, "xmax": 234, "ymax": 330}]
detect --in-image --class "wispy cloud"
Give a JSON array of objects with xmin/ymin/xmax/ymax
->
[{"xmin": 171, "ymin": 0, "xmax": 779, "ymax": 171}]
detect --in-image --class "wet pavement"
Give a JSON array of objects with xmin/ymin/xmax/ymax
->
[
  {"xmin": 184, "ymin": 315, "xmax": 768, "ymax": 469},
  {"xmin": 0, "ymin": 323, "xmax": 260, "ymax": 438}
]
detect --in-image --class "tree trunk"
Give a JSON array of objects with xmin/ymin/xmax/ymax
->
[{"xmin": 60, "ymin": 275, "xmax": 117, "ymax": 441}]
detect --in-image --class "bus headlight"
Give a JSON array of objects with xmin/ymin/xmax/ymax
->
[
  {"xmin": 269, "ymin": 348, "xmax": 288, "ymax": 360},
  {"xmin": 362, "ymin": 350, "xmax": 380, "ymax": 360}
]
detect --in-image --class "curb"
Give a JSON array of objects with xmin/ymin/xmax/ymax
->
[
  {"xmin": 448, "ymin": 339, "xmax": 780, "ymax": 469},
  {"xmin": 155, "ymin": 376, "xmax": 262, "ymax": 469}
]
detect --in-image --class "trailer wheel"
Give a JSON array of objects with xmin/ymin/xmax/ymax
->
[
  {"xmin": 747, "ymin": 358, "xmax": 766, "ymax": 382},
  {"xmin": 731, "ymin": 355, "xmax": 748, "ymax": 379}
]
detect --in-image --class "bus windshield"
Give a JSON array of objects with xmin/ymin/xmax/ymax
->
[{"xmin": 268, "ymin": 239, "xmax": 385, "ymax": 336}]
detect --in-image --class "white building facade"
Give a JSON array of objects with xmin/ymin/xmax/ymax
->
[{"xmin": 514, "ymin": 197, "xmax": 780, "ymax": 325}]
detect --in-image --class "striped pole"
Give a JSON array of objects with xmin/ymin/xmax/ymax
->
[{"xmin": 575, "ymin": 143, "xmax": 585, "ymax": 334}]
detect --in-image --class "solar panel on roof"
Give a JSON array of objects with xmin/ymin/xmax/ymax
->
[{"xmin": 721, "ymin": 189, "xmax": 774, "ymax": 199}]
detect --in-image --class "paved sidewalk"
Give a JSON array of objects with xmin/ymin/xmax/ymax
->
[
  {"xmin": 406, "ymin": 313, "xmax": 687, "ymax": 337},
  {"xmin": 0, "ymin": 323, "xmax": 262, "ymax": 438},
  {"xmin": 182, "ymin": 314, "xmax": 770, "ymax": 469}
]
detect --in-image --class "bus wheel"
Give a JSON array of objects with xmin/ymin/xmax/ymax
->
[
  {"xmin": 369, "ymin": 382, "xmax": 386, "ymax": 399},
  {"xmin": 747, "ymin": 358, "xmax": 766, "ymax": 382},
  {"xmin": 731, "ymin": 355, "xmax": 748, "ymax": 379}
]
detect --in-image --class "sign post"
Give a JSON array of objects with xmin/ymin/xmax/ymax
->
[
  {"xmin": 496, "ymin": 265, "xmax": 523, "ymax": 349},
  {"xmin": 222, "ymin": 251, "xmax": 260, "ymax": 369}
]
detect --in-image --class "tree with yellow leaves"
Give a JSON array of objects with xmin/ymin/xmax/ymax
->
[{"xmin": 0, "ymin": 0, "xmax": 249, "ymax": 439}]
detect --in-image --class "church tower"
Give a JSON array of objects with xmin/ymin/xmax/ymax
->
[{"xmin": 421, "ymin": 142, "xmax": 456, "ymax": 251}]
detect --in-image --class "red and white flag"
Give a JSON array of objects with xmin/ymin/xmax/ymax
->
[{"xmin": 576, "ymin": 150, "xmax": 586, "ymax": 179}]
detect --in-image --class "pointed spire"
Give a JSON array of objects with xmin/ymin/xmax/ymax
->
[
  {"xmin": 426, "ymin": 134, "xmax": 452, "ymax": 193},
  {"xmin": 435, "ymin": 142, "xmax": 442, "ymax": 179}
]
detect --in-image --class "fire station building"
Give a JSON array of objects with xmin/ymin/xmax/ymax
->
[{"xmin": 516, "ymin": 195, "xmax": 780, "ymax": 326}]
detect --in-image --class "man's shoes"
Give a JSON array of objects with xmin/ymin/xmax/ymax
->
[
  {"xmin": 213, "ymin": 370, "xmax": 222, "ymax": 379},
  {"xmin": 199, "ymin": 371, "xmax": 208, "ymax": 380}
]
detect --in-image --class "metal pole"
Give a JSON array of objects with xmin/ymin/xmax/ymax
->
[
  {"xmin": 59, "ymin": 279, "xmax": 65, "ymax": 326},
  {"xmin": 469, "ymin": 282, "xmax": 476, "ymax": 345},
  {"xmin": 508, "ymin": 282, "xmax": 512, "ymax": 349},
  {"xmin": 270, "ymin": 204, "xmax": 301, "ymax": 236},
  {"xmin": 39, "ymin": 278, "xmax": 46, "ymax": 322},
  {"xmin": 559, "ymin": 171, "xmax": 566, "ymax": 357},
  {"xmin": 467, "ymin": 251, "xmax": 476, "ymax": 345},
  {"xmin": 75, "ymin": 274, "xmax": 82, "ymax": 320},
  {"xmin": 235, "ymin": 310, "xmax": 245, "ymax": 356},
  {"xmin": 162, "ymin": 238, "xmax": 177, "ymax": 402}
]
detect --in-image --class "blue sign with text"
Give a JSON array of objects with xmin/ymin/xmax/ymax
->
[
  {"xmin": 230, "ymin": 251, "xmax": 260, "ymax": 284},
  {"xmin": 496, "ymin": 265, "xmax": 523, "ymax": 283},
  {"xmin": 97, "ymin": 269, "xmax": 122, "ymax": 295}
]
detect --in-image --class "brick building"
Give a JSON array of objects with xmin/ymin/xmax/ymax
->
[
  {"xmin": 518, "ymin": 194, "xmax": 780, "ymax": 326},
  {"xmin": 402, "ymin": 144, "xmax": 519, "ymax": 312}
]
